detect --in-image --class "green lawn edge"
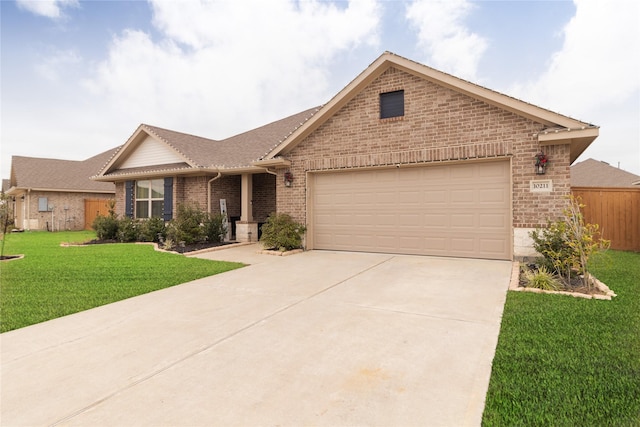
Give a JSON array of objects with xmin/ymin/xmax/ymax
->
[
  {"xmin": 482, "ymin": 250, "xmax": 640, "ymax": 426},
  {"xmin": 0, "ymin": 231, "xmax": 244, "ymax": 332}
]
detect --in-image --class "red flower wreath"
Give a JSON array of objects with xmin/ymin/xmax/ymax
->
[
  {"xmin": 284, "ymin": 171, "xmax": 294, "ymax": 183},
  {"xmin": 535, "ymin": 152, "xmax": 548, "ymax": 166}
]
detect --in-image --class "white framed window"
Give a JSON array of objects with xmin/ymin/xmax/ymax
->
[
  {"xmin": 135, "ymin": 179, "xmax": 164, "ymax": 218},
  {"xmin": 38, "ymin": 197, "xmax": 49, "ymax": 212}
]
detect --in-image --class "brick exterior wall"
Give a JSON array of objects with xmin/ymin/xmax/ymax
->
[
  {"xmin": 210, "ymin": 175, "xmax": 241, "ymax": 217},
  {"xmin": 113, "ymin": 173, "xmax": 274, "ymax": 226},
  {"xmin": 114, "ymin": 181, "xmax": 126, "ymax": 218},
  {"xmin": 278, "ymin": 66, "xmax": 571, "ymax": 232},
  {"xmin": 20, "ymin": 190, "xmax": 114, "ymax": 231},
  {"xmin": 176, "ymin": 176, "xmax": 209, "ymax": 210},
  {"xmin": 252, "ymin": 173, "xmax": 276, "ymax": 222}
]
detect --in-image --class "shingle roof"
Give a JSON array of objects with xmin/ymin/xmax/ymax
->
[
  {"xmin": 9, "ymin": 148, "xmax": 118, "ymax": 193},
  {"xmin": 571, "ymin": 158, "xmax": 640, "ymax": 188},
  {"xmin": 99, "ymin": 107, "xmax": 320, "ymax": 178}
]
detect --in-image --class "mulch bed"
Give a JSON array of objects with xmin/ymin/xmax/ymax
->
[
  {"xmin": 519, "ymin": 263, "xmax": 606, "ymax": 296},
  {"xmin": 81, "ymin": 239, "xmax": 232, "ymax": 254},
  {"xmin": 161, "ymin": 241, "xmax": 233, "ymax": 254}
]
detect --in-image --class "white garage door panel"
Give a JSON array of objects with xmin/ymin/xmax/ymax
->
[{"xmin": 311, "ymin": 161, "xmax": 511, "ymax": 260}]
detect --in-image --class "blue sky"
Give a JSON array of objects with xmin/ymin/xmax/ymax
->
[{"xmin": 2, "ymin": 0, "xmax": 639, "ymax": 178}]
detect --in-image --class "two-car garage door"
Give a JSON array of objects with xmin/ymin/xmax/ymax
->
[{"xmin": 311, "ymin": 161, "xmax": 511, "ymax": 260}]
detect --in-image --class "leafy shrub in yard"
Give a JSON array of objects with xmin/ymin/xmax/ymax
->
[
  {"xmin": 203, "ymin": 213, "xmax": 227, "ymax": 243},
  {"xmin": 138, "ymin": 217, "xmax": 166, "ymax": 242},
  {"xmin": 165, "ymin": 203, "xmax": 207, "ymax": 245},
  {"xmin": 92, "ymin": 214, "xmax": 119, "ymax": 240},
  {"xmin": 260, "ymin": 212, "xmax": 306, "ymax": 251},
  {"xmin": 530, "ymin": 195, "xmax": 609, "ymax": 290},
  {"xmin": 116, "ymin": 216, "xmax": 139, "ymax": 242}
]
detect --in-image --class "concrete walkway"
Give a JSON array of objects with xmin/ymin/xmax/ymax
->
[{"xmin": 1, "ymin": 245, "xmax": 512, "ymax": 426}]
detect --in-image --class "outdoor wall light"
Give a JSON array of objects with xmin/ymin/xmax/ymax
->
[
  {"xmin": 284, "ymin": 171, "xmax": 294, "ymax": 187},
  {"xmin": 535, "ymin": 151, "xmax": 548, "ymax": 175}
]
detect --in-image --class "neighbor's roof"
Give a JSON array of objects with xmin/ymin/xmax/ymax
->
[
  {"xmin": 95, "ymin": 107, "xmax": 320, "ymax": 180},
  {"xmin": 261, "ymin": 51, "xmax": 598, "ymax": 163},
  {"xmin": 571, "ymin": 158, "xmax": 640, "ymax": 188},
  {"xmin": 7, "ymin": 148, "xmax": 118, "ymax": 195}
]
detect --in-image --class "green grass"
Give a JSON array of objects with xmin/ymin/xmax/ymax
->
[
  {"xmin": 0, "ymin": 231, "xmax": 243, "ymax": 332},
  {"xmin": 483, "ymin": 250, "xmax": 640, "ymax": 426}
]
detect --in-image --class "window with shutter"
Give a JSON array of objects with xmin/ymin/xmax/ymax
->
[{"xmin": 135, "ymin": 179, "xmax": 164, "ymax": 219}]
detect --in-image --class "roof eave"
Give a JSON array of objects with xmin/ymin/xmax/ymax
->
[
  {"xmin": 92, "ymin": 166, "xmax": 218, "ymax": 181},
  {"xmin": 252, "ymin": 157, "xmax": 292, "ymax": 168},
  {"xmin": 92, "ymin": 164, "xmax": 271, "ymax": 182},
  {"xmin": 538, "ymin": 127, "xmax": 600, "ymax": 163},
  {"xmin": 5, "ymin": 186, "xmax": 114, "ymax": 194}
]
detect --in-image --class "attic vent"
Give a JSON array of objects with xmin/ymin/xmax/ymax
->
[{"xmin": 380, "ymin": 90, "xmax": 404, "ymax": 119}]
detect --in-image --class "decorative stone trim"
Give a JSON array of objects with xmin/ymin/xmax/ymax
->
[
  {"xmin": 178, "ymin": 242, "xmax": 254, "ymax": 256},
  {"xmin": 257, "ymin": 248, "xmax": 304, "ymax": 257},
  {"xmin": 508, "ymin": 262, "xmax": 616, "ymax": 300}
]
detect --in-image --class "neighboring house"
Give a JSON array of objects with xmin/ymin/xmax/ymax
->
[
  {"xmin": 93, "ymin": 52, "xmax": 599, "ymax": 260},
  {"xmin": 571, "ymin": 158, "xmax": 640, "ymax": 252},
  {"xmin": 6, "ymin": 149, "xmax": 117, "ymax": 231},
  {"xmin": 571, "ymin": 158, "xmax": 640, "ymax": 187}
]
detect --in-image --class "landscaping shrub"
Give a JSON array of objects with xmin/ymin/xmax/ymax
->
[
  {"xmin": 259, "ymin": 212, "xmax": 306, "ymax": 251},
  {"xmin": 530, "ymin": 195, "xmax": 609, "ymax": 290},
  {"xmin": 522, "ymin": 265, "xmax": 561, "ymax": 291},
  {"xmin": 116, "ymin": 216, "xmax": 139, "ymax": 242},
  {"xmin": 203, "ymin": 213, "xmax": 227, "ymax": 243},
  {"xmin": 92, "ymin": 214, "xmax": 119, "ymax": 240},
  {"xmin": 138, "ymin": 217, "xmax": 166, "ymax": 242},
  {"xmin": 165, "ymin": 203, "xmax": 207, "ymax": 245}
]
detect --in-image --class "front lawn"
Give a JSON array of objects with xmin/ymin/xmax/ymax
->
[
  {"xmin": 0, "ymin": 231, "xmax": 243, "ymax": 332},
  {"xmin": 483, "ymin": 250, "xmax": 640, "ymax": 426}
]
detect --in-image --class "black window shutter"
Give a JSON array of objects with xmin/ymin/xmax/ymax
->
[
  {"xmin": 380, "ymin": 90, "xmax": 404, "ymax": 119},
  {"xmin": 125, "ymin": 181, "xmax": 134, "ymax": 218},
  {"xmin": 163, "ymin": 177, "xmax": 173, "ymax": 221}
]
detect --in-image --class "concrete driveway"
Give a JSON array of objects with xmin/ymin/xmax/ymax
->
[{"xmin": 1, "ymin": 245, "xmax": 512, "ymax": 426}]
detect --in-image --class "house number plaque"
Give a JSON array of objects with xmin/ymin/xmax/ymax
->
[{"xmin": 530, "ymin": 180, "xmax": 553, "ymax": 193}]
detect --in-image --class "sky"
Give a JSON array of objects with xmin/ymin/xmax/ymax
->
[{"xmin": 1, "ymin": 0, "xmax": 639, "ymax": 179}]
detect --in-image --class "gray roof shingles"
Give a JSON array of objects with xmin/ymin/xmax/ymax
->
[
  {"xmin": 102, "ymin": 107, "xmax": 320, "ymax": 177},
  {"xmin": 571, "ymin": 158, "xmax": 640, "ymax": 188},
  {"xmin": 10, "ymin": 148, "xmax": 118, "ymax": 192}
]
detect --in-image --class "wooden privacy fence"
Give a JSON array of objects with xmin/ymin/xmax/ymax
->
[
  {"xmin": 84, "ymin": 199, "xmax": 111, "ymax": 230},
  {"xmin": 572, "ymin": 187, "xmax": 640, "ymax": 252}
]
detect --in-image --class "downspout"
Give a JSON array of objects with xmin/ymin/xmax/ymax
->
[
  {"xmin": 262, "ymin": 168, "xmax": 278, "ymax": 177},
  {"xmin": 26, "ymin": 188, "xmax": 31, "ymax": 231},
  {"xmin": 207, "ymin": 172, "xmax": 222, "ymax": 214}
]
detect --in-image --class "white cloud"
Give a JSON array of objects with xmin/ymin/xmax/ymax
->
[
  {"xmin": 35, "ymin": 49, "xmax": 81, "ymax": 81},
  {"xmin": 509, "ymin": 0, "xmax": 640, "ymax": 174},
  {"xmin": 15, "ymin": 0, "xmax": 78, "ymax": 19},
  {"xmin": 405, "ymin": 0, "xmax": 487, "ymax": 80},
  {"xmin": 84, "ymin": 0, "xmax": 382, "ymax": 139}
]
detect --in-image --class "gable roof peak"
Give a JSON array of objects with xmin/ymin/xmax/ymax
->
[{"xmin": 265, "ymin": 50, "xmax": 598, "ymax": 161}]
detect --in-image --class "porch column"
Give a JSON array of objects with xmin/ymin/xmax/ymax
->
[
  {"xmin": 236, "ymin": 173, "xmax": 258, "ymax": 242},
  {"xmin": 240, "ymin": 173, "xmax": 253, "ymax": 222}
]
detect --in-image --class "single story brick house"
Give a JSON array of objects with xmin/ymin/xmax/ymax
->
[
  {"xmin": 93, "ymin": 52, "xmax": 599, "ymax": 260},
  {"xmin": 6, "ymin": 149, "xmax": 117, "ymax": 231}
]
